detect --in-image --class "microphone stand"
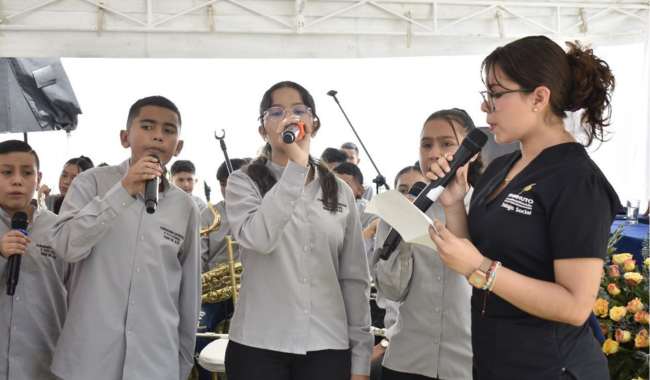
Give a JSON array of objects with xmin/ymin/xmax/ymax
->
[
  {"xmin": 214, "ymin": 129, "xmax": 233, "ymax": 175},
  {"xmin": 327, "ymin": 90, "xmax": 389, "ymax": 193}
]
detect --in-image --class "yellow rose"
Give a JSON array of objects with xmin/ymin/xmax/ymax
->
[
  {"xmin": 610, "ymin": 306, "xmax": 627, "ymax": 322},
  {"xmin": 634, "ymin": 311, "xmax": 650, "ymax": 324},
  {"xmin": 615, "ymin": 329, "xmax": 632, "ymax": 343},
  {"xmin": 644, "ymin": 257, "xmax": 650, "ymax": 268},
  {"xmin": 606, "ymin": 264, "xmax": 621, "ymax": 278},
  {"xmin": 613, "ymin": 253, "xmax": 633, "ymax": 265},
  {"xmin": 607, "ymin": 283, "xmax": 621, "ymax": 296},
  {"xmin": 623, "ymin": 259, "xmax": 637, "ymax": 272},
  {"xmin": 602, "ymin": 338, "xmax": 619, "ymax": 355},
  {"xmin": 624, "ymin": 272, "xmax": 644, "ymax": 286},
  {"xmin": 627, "ymin": 298, "xmax": 645, "ymax": 314},
  {"xmin": 593, "ymin": 298, "xmax": 610, "ymax": 318},
  {"xmin": 635, "ymin": 329, "xmax": 649, "ymax": 348}
]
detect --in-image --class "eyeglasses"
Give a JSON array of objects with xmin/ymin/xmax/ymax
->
[
  {"xmin": 263, "ymin": 105, "xmax": 312, "ymax": 121},
  {"xmin": 479, "ymin": 89, "xmax": 531, "ymax": 112}
]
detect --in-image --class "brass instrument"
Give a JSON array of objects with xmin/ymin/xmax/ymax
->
[
  {"xmin": 200, "ymin": 181, "xmax": 222, "ymax": 236},
  {"xmin": 201, "ymin": 236, "xmax": 241, "ymax": 304}
]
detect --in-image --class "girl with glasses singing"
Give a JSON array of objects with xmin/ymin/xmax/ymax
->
[
  {"xmin": 427, "ymin": 36, "xmax": 619, "ymax": 380},
  {"xmin": 373, "ymin": 109, "xmax": 480, "ymax": 380},
  {"xmin": 224, "ymin": 81, "xmax": 373, "ymax": 380}
]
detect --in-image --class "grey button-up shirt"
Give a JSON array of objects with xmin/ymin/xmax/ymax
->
[
  {"xmin": 200, "ymin": 200, "xmax": 238, "ymax": 273},
  {"xmin": 191, "ymin": 194, "xmax": 208, "ymax": 213},
  {"xmin": 0, "ymin": 206, "xmax": 68, "ymax": 380},
  {"xmin": 49, "ymin": 160, "xmax": 200, "ymax": 380},
  {"xmin": 373, "ymin": 199, "xmax": 473, "ymax": 380},
  {"xmin": 225, "ymin": 160, "xmax": 373, "ymax": 375}
]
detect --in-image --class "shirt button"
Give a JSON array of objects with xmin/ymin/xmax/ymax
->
[
  {"xmin": 302, "ymin": 277, "xmax": 308, "ymax": 283},
  {"xmin": 303, "ymin": 245, "xmax": 309, "ymax": 252},
  {"xmin": 304, "ymin": 309, "xmax": 309, "ymax": 314},
  {"xmin": 435, "ymin": 307, "xmax": 440, "ymax": 312},
  {"xmin": 437, "ymin": 276, "xmax": 442, "ymax": 281},
  {"xmin": 15, "ymin": 296, "xmax": 20, "ymax": 301},
  {"xmin": 141, "ymin": 236, "xmax": 145, "ymax": 241},
  {"xmin": 136, "ymin": 267, "xmax": 141, "ymax": 273},
  {"xmin": 122, "ymin": 202, "xmax": 127, "ymax": 207}
]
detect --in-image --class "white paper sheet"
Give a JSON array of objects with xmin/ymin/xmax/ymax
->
[{"xmin": 365, "ymin": 190, "xmax": 437, "ymax": 250}]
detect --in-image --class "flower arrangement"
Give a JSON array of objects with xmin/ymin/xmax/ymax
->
[{"xmin": 595, "ymin": 227, "xmax": 649, "ymax": 380}]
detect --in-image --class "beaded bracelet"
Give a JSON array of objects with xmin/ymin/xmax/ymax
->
[{"xmin": 482, "ymin": 260, "xmax": 502, "ymax": 292}]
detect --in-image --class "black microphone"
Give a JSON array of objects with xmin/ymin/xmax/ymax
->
[
  {"xmin": 6, "ymin": 211, "xmax": 28, "ymax": 296},
  {"xmin": 144, "ymin": 155, "xmax": 160, "ymax": 214},
  {"xmin": 282, "ymin": 123, "xmax": 302, "ymax": 144},
  {"xmin": 378, "ymin": 128, "xmax": 488, "ymax": 260},
  {"xmin": 327, "ymin": 90, "xmax": 338, "ymax": 97},
  {"xmin": 407, "ymin": 181, "xmax": 427, "ymax": 198}
]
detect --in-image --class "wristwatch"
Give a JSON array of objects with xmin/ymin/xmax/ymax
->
[
  {"xmin": 467, "ymin": 257, "xmax": 492, "ymax": 289},
  {"xmin": 379, "ymin": 339, "xmax": 389, "ymax": 349}
]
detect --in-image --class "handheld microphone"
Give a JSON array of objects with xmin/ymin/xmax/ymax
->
[
  {"xmin": 282, "ymin": 122, "xmax": 305, "ymax": 144},
  {"xmin": 6, "ymin": 211, "xmax": 28, "ymax": 296},
  {"xmin": 378, "ymin": 128, "xmax": 488, "ymax": 260},
  {"xmin": 144, "ymin": 155, "xmax": 160, "ymax": 214},
  {"xmin": 407, "ymin": 181, "xmax": 427, "ymax": 199}
]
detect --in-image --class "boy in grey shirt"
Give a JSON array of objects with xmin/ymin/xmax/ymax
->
[
  {"xmin": 50, "ymin": 96, "xmax": 200, "ymax": 380},
  {"xmin": 0, "ymin": 140, "xmax": 68, "ymax": 380}
]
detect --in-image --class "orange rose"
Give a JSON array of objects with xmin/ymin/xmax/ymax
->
[
  {"xmin": 607, "ymin": 283, "xmax": 621, "ymax": 296},
  {"xmin": 634, "ymin": 311, "xmax": 650, "ymax": 324},
  {"xmin": 609, "ymin": 306, "xmax": 627, "ymax": 322},
  {"xmin": 593, "ymin": 298, "xmax": 609, "ymax": 318},
  {"xmin": 602, "ymin": 338, "xmax": 619, "ymax": 355},
  {"xmin": 634, "ymin": 329, "xmax": 649, "ymax": 348},
  {"xmin": 624, "ymin": 272, "xmax": 644, "ymax": 286},
  {"xmin": 613, "ymin": 253, "xmax": 633, "ymax": 265},
  {"xmin": 623, "ymin": 259, "xmax": 637, "ymax": 272},
  {"xmin": 615, "ymin": 329, "xmax": 632, "ymax": 343},
  {"xmin": 606, "ymin": 265, "xmax": 621, "ymax": 278},
  {"xmin": 627, "ymin": 298, "xmax": 645, "ymax": 314}
]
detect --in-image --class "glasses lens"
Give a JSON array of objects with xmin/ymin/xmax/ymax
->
[
  {"xmin": 265, "ymin": 107, "xmax": 285, "ymax": 119},
  {"xmin": 292, "ymin": 105, "xmax": 311, "ymax": 118}
]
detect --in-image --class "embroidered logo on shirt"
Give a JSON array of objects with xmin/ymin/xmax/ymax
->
[
  {"xmin": 501, "ymin": 193, "xmax": 534, "ymax": 216},
  {"xmin": 160, "ymin": 226, "xmax": 184, "ymax": 245},
  {"xmin": 318, "ymin": 199, "xmax": 347, "ymax": 213},
  {"xmin": 37, "ymin": 244, "xmax": 56, "ymax": 258}
]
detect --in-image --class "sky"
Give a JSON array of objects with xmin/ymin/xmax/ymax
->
[{"xmin": 2, "ymin": 42, "xmax": 648, "ymax": 207}]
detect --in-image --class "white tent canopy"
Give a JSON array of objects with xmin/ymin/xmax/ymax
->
[{"xmin": 0, "ymin": 0, "xmax": 648, "ymax": 57}]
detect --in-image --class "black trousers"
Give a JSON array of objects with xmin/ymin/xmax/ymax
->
[
  {"xmin": 382, "ymin": 366, "xmax": 440, "ymax": 380},
  {"xmin": 225, "ymin": 340, "xmax": 351, "ymax": 380}
]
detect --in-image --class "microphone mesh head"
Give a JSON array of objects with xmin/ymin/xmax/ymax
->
[
  {"xmin": 11, "ymin": 212, "xmax": 28, "ymax": 230},
  {"xmin": 408, "ymin": 181, "xmax": 427, "ymax": 197}
]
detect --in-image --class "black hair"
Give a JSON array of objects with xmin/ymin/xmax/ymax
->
[
  {"xmin": 424, "ymin": 108, "xmax": 483, "ymax": 187},
  {"xmin": 482, "ymin": 36, "xmax": 615, "ymax": 146},
  {"xmin": 170, "ymin": 160, "xmax": 196, "ymax": 176},
  {"xmin": 247, "ymin": 81, "xmax": 339, "ymax": 213},
  {"xmin": 340, "ymin": 142, "xmax": 359, "ymax": 154},
  {"xmin": 394, "ymin": 165, "xmax": 420, "ymax": 188},
  {"xmin": 320, "ymin": 148, "xmax": 348, "ymax": 165},
  {"xmin": 217, "ymin": 158, "xmax": 250, "ymax": 182},
  {"xmin": 65, "ymin": 155, "xmax": 94, "ymax": 172},
  {"xmin": 0, "ymin": 140, "xmax": 40, "ymax": 170},
  {"xmin": 333, "ymin": 162, "xmax": 363, "ymax": 187},
  {"xmin": 126, "ymin": 95, "xmax": 182, "ymax": 130}
]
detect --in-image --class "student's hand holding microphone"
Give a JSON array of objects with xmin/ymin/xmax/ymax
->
[
  {"xmin": 0, "ymin": 230, "xmax": 31, "ymax": 259},
  {"xmin": 277, "ymin": 115, "xmax": 310, "ymax": 167},
  {"xmin": 122, "ymin": 156, "xmax": 163, "ymax": 197}
]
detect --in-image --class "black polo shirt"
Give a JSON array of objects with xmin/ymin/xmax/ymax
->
[{"xmin": 468, "ymin": 142, "xmax": 619, "ymax": 380}]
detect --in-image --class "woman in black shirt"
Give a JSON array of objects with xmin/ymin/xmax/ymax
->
[{"xmin": 427, "ymin": 36, "xmax": 619, "ymax": 379}]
